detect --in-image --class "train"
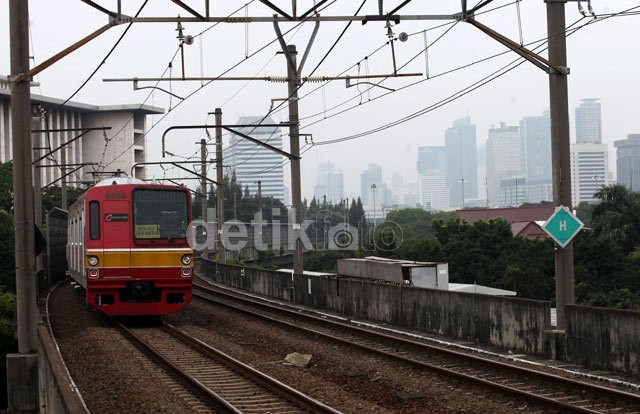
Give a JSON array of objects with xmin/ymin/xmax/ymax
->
[{"xmin": 66, "ymin": 178, "xmax": 194, "ymax": 316}]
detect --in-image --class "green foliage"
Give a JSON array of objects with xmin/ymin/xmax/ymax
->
[
  {"xmin": 575, "ymin": 201, "xmax": 595, "ymax": 229},
  {"xmin": 591, "ymin": 184, "xmax": 640, "ymax": 254},
  {"xmin": 385, "ymin": 208, "xmax": 454, "ymax": 240},
  {"xmin": 0, "ymin": 290, "xmax": 16, "ymax": 358},
  {"xmin": 0, "ymin": 210, "xmax": 15, "ymax": 292},
  {"xmin": 304, "ymin": 250, "xmax": 362, "ymax": 273},
  {"xmin": 0, "ymin": 162, "xmax": 12, "ymax": 213}
]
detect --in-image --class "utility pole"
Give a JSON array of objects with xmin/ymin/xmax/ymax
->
[
  {"xmin": 255, "ymin": 180, "xmax": 262, "ymax": 212},
  {"xmin": 61, "ymin": 142, "xmax": 68, "ymax": 210},
  {"xmin": 285, "ymin": 44, "xmax": 304, "ymax": 276},
  {"xmin": 547, "ymin": 0, "xmax": 574, "ymax": 331},
  {"xmin": 215, "ymin": 108, "xmax": 226, "ymax": 263},
  {"xmin": 32, "ymin": 108, "xmax": 42, "ymax": 229},
  {"xmin": 200, "ymin": 138, "xmax": 207, "ymax": 221},
  {"xmin": 8, "ymin": 0, "xmax": 39, "ymax": 412}
]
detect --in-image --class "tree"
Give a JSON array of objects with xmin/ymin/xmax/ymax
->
[
  {"xmin": 0, "ymin": 162, "xmax": 12, "ymax": 213},
  {"xmin": 0, "ymin": 211, "xmax": 14, "ymax": 292},
  {"xmin": 591, "ymin": 184, "xmax": 640, "ymax": 254}
]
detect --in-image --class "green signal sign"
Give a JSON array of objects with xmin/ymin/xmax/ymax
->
[{"xmin": 542, "ymin": 206, "xmax": 584, "ymax": 248}]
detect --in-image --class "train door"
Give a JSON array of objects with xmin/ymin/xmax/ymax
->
[{"xmin": 102, "ymin": 200, "xmax": 131, "ymax": 274}]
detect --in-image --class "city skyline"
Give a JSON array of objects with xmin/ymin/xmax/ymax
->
[{"xmin": 1, "ymin": 2, "xmax": 638, "ymax": 207}]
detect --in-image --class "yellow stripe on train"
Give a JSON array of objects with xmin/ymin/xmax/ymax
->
[{"xmin": 86, "ymin": 250, "xmax": 193, "ymax": 268}]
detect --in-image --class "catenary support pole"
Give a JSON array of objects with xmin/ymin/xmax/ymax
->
[
  {"xmin": 8, "ymin": 0, "xmax": 39, "ymax": 412},
  {"xmin": 201, "ymin": 138, "xmax": 207, "ymax": 221},
  {"xmin": 285, "ymin": 44, "xmax": 304, "ymax": 276},
  {"xmin": 547, "ymin": 0, "xmax": 574, "ymax": 331},
  {"xmin": 215, "ymin": 108, "xmax": 226, "ymax": 263}
]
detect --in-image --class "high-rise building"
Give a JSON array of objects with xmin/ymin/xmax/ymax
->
[
  {"xmin": 614, "ymin": 134, "xmax": 640, "ymax": 191},
  {"xmin": 445, "ymin": 117, "xmax": 478, "ymax": 208},
  {"xmin": 486, "ymin": 123, "xmax": 522, "ymax": 207},
  {"xmin": 498, "ymin": 176, "xmax": 527, "ymax": 207},
  {"xmin": 575, "ymin": 98, "xmax": 602, "ymax": 144},
  {"xmin": 360, "ymin": 163, "xmax": 382, "ymax": 206},
  {"xmin": 570, "ymin": 143, "xmax": 609, "ymax": 203},
  {"xmin": 228, "ymin": 116, "xmax": 285, "ymax": 202},
  {"xmin": 0, "ymin": 76, "xmax": 161, "ymax": 186},
  {"xmin": 416, "ymin": 146, "xmax": 449, "ymax": 210},
  {"xmin": 418, "ymin": 172, "xmax": 449, "ymax": 211},
  {"xmin": 520, "ymin": 111, "xmax": 552, "ymax": 203},
  {"xmin": 417, "ymin": 146, "xmax": 446, "ymax": 174},
  {"xmin": 314, "ymin": 161, "xmax": 344, "ymax": 204}
]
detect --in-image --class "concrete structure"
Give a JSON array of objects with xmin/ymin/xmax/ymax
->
[
  {"xmin": 360, "ymin": 163, "xmax": 382, "ymax": 206},
  {"xmin": 228, "ymin": 116, "xmax": 285, "ymax": 202},
  {"xmin": 570, "ymin": 143, "xmax": 609, "ymax": 203},
  {"xmin": 614, "ymin": 134, "xmax": 640, "ymax": 191},
  {"xmin": 575, "ymin": 98, "xmax": 602, "ymax": 144},
  {"xmin": 202, "ymin": 258, "xmax": 640, "ymax": 375},
  {"xmin": 337, "ymin": 256, "xmax": 449, "ymax": 289},
  {"xmin": 486, "ymin": 123, "xmax": 522, "ymax": 206},
  {"xmin": 520, "ymin": 111, "xmax": 552, "ymax": 203},
  {"xmin": 0, "ymin": 75, "xmax": 162, "ymax": 186},
  {"xmin": 445, "ymin": 117, "xmax": 478, "ymax": 208}
]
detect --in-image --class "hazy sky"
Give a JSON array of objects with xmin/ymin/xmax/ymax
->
[{"xmin": 2, "ymin": 1, "xmax": 639, "ymax": 203}]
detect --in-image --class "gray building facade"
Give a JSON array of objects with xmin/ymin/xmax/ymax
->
[{"xmin": 445, "ymin": 117, "xmax": 478, "ymax": 208}]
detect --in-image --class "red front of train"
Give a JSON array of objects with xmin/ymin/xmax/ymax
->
[{"xmin": 67, "ymin": 180, "xmax": 194, "ymax": 316}]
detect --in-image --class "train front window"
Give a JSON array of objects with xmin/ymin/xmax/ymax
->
[{"xmin": 133, "ymin": 189, "xmax": 189, "ymax": 239}]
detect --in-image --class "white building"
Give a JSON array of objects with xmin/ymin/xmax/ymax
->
[
  {"xmin": 570, "ymin": 143, "xmax": 609, "ymax": 204},
  {"xmin": 0, "ymin": 75, "xmax": 162, "ymax": 187},
  {"xmin": 228, "ymin": 116, "xmax": 285, "ymax": 203},
  {"xmin": 418, "ymin": 171, "xmax": 449, "ymax": 211}
]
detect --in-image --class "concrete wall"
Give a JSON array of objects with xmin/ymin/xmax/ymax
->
[
  {"xmin": 566, "ymin": 305, "xmax": 640, "ymax": 375},
  {"xmin": 38, "ymin": 325, "xmax": 88, "ymax": 413},
  {"xmin": 203, "ymin": 260, "xmax": 551, "ymax": 355}
]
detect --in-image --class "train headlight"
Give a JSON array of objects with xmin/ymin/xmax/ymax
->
[
  {"xmin": 88, "ymin": 256, "xmax": 99, "ymax": 266},
  {"xmin": 181, "ymin": 254, "xmax": 192, "ymax": 265}
]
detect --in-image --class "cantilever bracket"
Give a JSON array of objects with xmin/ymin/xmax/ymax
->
[{"xmin": 466, "ymin": 18, "xmax": 568, "ymax": 75}]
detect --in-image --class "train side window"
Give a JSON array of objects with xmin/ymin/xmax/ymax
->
[{"xmin": 89, "ymin": 201, "xmax": 100, "ymax": 240}]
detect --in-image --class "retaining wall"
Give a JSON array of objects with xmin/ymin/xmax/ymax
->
[
  {"xmin": 566, "ymin": 305, "xmax": 640, "ymax": 376},
  {"xmin": 202, "ymin": 260, "xmax": 551, "ymax": 355},
  {"xmin": 37, "ymin": 324, "xmax": 88, "ymax": 413}
]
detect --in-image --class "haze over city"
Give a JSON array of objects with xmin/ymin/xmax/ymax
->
[{"xmin": 1, "ymin": 1, "xmax": 638, "ymax": 205}]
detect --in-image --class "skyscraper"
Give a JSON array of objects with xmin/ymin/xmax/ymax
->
[
  {"xmin": 520, "ymin": 111, "xmax": 552, "ymax": 203},
  {"xmin": 486, "ymin": 123, "xmax": 522, "ymax": 207},
  {"xmin": 360, "ymin": 163, "xmax": 382, "ymax": 206},
  {"xmin": 228, "ymin": 116, "xmax": 285, "ymax": 202},
  {"xmin": 445, "ymin": 117, "xmax": 478, "ymax": 208},
  {"xmin": 614, "ymin": 134, "xmax": 640, "ymax": 191},
  {"xmin": 314, "ymin": 161, "xmax": 344, "ymax": 204},
  {"xmin": 417, "ymin": 146, "xmax": 449, "ymax": 211},
  {"xmin": 575, "ymin": 98, "xmax": 602, "ymax": 144},
  {"xmin": 570, "ymin": 143, "xmax": 609, "ymax": 203}
]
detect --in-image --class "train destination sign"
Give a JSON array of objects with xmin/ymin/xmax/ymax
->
[{"xmin": 542, "ymin": 206, "xmax": 584, "ymax": 248}]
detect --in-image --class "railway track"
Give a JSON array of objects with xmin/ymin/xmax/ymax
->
[
  {"xmin": 193, "ymin": 279, "xmax": 640, "ymax": 414},
  {"xmin": 114, "ymin": 318, "xmax": 341, "ymax": 414}
]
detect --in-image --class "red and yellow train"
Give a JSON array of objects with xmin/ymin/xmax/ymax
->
[{"xmin": 67, "ymin": 178, "xmax": 194, "ymax": 316}]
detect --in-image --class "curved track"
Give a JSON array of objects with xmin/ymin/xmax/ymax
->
[
  {"xmin": 114, "ymin": 318, "xmax": 341, "ymax": 414},
  {"xmin": 193, "ymin": 279, "xmax": 640, "ymax": 414}
]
